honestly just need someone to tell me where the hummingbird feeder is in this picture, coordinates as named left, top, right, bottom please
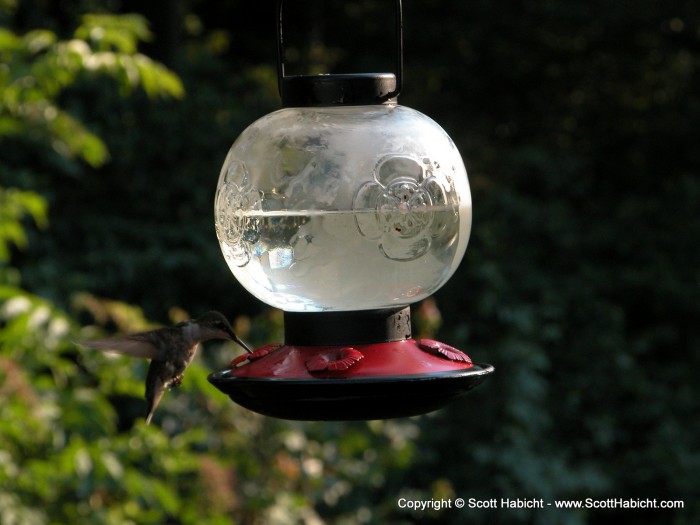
left=208, top=0, right=493, bottom=420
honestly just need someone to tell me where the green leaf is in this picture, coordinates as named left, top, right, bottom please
left=43, top=106, right=110, bottom=166
left=21, top=29, right=56, bottom=54
left=133, top=55, right=185, bottom=99
left=75, top=14, right=152, bottom=54
left=0, top=27, right=20, bottom=51
left=0, top=188, right=48, bottom=261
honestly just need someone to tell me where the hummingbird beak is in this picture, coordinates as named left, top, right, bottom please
left=227, top=327, right=253, bottom=354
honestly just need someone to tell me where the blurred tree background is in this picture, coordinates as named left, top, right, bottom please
left=1, top=0, right=698, bottom=523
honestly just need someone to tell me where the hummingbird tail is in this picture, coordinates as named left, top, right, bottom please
left=144, top=361, right=166, bottom=425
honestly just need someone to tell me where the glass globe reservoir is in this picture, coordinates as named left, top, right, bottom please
left=215, top=102, right=471, bottom=312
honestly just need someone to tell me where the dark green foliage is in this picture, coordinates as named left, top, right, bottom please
left=1, top=0, right=698, bottom=523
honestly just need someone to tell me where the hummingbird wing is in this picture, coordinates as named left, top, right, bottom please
left=76, top=333, right=168, bottom=361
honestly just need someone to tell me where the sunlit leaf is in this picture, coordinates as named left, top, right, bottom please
left=21, top=29, right=55, bottom=54
left=76, top=14, right=152, bottom=54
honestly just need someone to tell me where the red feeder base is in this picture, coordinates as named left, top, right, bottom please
left=208, top=338, right=493, bottom=420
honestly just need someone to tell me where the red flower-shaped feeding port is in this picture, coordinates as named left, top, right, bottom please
left=417, top=338, right=472, bottom=363
left=305, top=347, right=365, bottom=373
left=230, top=343, right=282, bottom=367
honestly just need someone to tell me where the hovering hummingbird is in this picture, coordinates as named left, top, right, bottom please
left=78, top=311, right=251, bottom=424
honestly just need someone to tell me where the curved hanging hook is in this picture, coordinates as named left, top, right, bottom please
left=275, top=0, right=403, bottom=100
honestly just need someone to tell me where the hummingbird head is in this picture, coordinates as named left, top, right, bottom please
left=194, top=311, right=252, bottom=353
